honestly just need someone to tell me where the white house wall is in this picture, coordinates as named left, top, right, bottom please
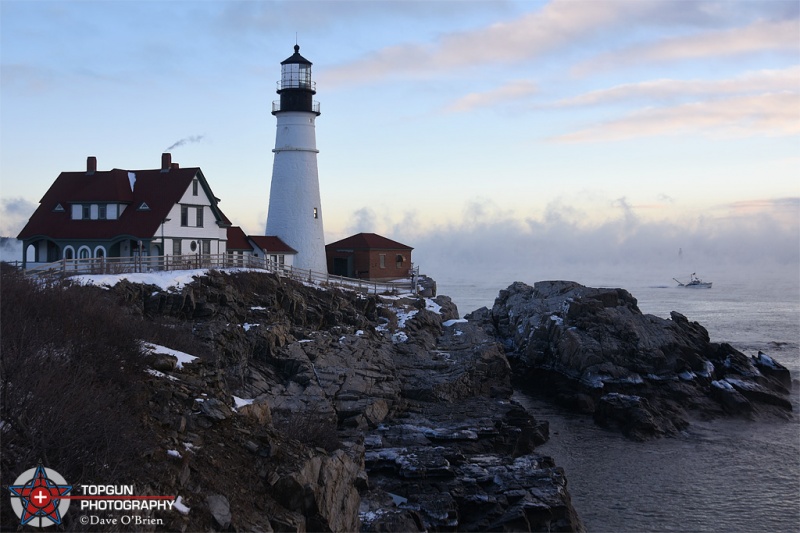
left=160, top=180, right=227, bottom=255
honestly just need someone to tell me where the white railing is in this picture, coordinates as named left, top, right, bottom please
left=21, top=254, right=416, bottom=295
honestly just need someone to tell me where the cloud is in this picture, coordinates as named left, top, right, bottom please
left=402, top=196, right=799, bottom=295
left=550, top=91, right=800, bottom=143
left=554, top=67, right=800, bottom=107
left=0, top=197, right=37, bottom=237
left=0, top=64, right=56, bottom=94
left=164, top=135, right=205, bottom=152
left=320, top=0, right=647, bottom=86
left=445, top=80, right=538, bottom=113
left=574, top=18, right=799, bottom=76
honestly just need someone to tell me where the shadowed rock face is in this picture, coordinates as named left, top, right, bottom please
left=106, top=272, right=584, bottom=532
left=481, top=281, right=793, bottom=441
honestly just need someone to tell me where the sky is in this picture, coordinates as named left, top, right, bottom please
left=1, top=0, right=798, bottom=287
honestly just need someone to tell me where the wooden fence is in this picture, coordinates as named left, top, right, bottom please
left=21, top=253, right=417, bottom=295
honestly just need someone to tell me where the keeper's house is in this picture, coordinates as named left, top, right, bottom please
left=17, top=154, right=231, bottom=268
left=326, top=232, right=413, bottom=281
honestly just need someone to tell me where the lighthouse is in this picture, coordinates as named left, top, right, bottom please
left=265, top=45, right=327, bottom=273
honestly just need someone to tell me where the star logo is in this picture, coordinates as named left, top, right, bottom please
left=7, top=464, right=72, bottom=528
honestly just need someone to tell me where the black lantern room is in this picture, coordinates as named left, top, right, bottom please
left=273, top=45, right=320, bottom=116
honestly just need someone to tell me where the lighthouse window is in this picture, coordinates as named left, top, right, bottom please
left=313, top=208, right=318, bottom=219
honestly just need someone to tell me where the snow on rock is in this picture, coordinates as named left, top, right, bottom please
left=425, top=298, right=442, bottom=314
left=146, top=368, right=179, bottom=381
left=712, top=380, right=734, bottom=391
left=756, top=352, right=778, bottom=369
left=232, top=396, right=254, bottom=410
left=173, top=496, right=190, bottom=515
left=167, top=449, right=182, bottom=458
left=443, top=319, right=467, bottom=327
left=242, top=323, right=259, bottom=331
left=73, top=269, right=209, bottom=291
left=143, top=342, right=197, bottom=369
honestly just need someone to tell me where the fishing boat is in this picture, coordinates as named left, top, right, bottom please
left=673, top=273, right=712, bottom=288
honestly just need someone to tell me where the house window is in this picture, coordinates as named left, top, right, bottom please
left=196, top=207, right=204, bottom=228
left=396, top=254, right=404, bottom=268
left=192, top=179, right=199, bottom=196
left=78, top=247, right=90, bottom=260
left=379, top=254, right=386, bottom=269
left=202, top=240, right=210, bottom=255
left=63, top=247, right=74, bottom=260
left=98, top=205, right=107, bottom=220
left=173, top=239, right=181, bottom=256
left=181, top=206, right=189, bottom=226
left=82, top=205, right=90, bottom=219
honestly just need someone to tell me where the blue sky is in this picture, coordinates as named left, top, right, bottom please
left=1, top=0, right=798, bottom=284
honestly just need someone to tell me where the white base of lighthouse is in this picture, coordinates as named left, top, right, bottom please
left=265, top=111, right=327, bottom=274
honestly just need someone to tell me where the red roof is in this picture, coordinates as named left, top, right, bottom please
left=17, top=164, right=228, bottom=240
left=326, top=232, right=413, bottom=251
left=226, top=226, right=253, bottom=251
left=249, top=236, right=297, bottom=254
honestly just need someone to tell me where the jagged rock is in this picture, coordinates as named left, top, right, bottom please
left=200, top=398, right=232, bottom=421
left=101, top=271, right=583, bottom=532
left=485, top=280, right=794, bottom=440
left=238, top=394, right=272, bottom=425
left=206, top=494, right=232, bottom=529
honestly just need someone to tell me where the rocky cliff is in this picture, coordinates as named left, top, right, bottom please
left=104, top=271, right=584, bottom=532
left=476, top=281, right=793, bottom=441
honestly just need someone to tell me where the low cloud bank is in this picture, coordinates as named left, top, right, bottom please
left=355, top=198, right=800, bottom=289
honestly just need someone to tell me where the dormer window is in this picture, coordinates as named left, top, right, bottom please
left=98, top=205, right=107, bottom=219
left=82, top=205, right=90, bottom=219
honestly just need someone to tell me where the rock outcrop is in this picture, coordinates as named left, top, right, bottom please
left=102, top=271, right=583, bottom=532
left=477, top=281, right=793, bottom=441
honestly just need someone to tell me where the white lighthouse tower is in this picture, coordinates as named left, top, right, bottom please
left=265, top=44, right=327, bottom=273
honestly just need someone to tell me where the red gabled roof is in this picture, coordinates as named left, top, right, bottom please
left=17, top=164, right=228, bottom=241
left=226, top=226, right=253, bottom=251
left=249, top=236, right=297, bottom=254
left=325, top=232, right=413, bottom=251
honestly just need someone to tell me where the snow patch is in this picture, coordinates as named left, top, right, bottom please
left=233, top=396, right=254, bottom=410
left=146, top=368, right=179, bottom=381
left=142, top=342, right=197, bottom=369
left=167, top=449, right=182, bottom=458
left=443, top=319, right=467, bottom=327
left=425, top=298, right=442, bottom=314
left=712, top=380, right=734, bottom=391
left=173, top=496, right=190, bottom=515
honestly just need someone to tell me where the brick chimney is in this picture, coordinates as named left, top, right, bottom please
left=171, top=162, right=179, bottom=169
left=161, top=153, right=171, bottom=172
left=86, top=156, right=97, bottom=174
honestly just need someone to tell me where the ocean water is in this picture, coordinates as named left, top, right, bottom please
left=436, top=265, right=800, bottom=533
